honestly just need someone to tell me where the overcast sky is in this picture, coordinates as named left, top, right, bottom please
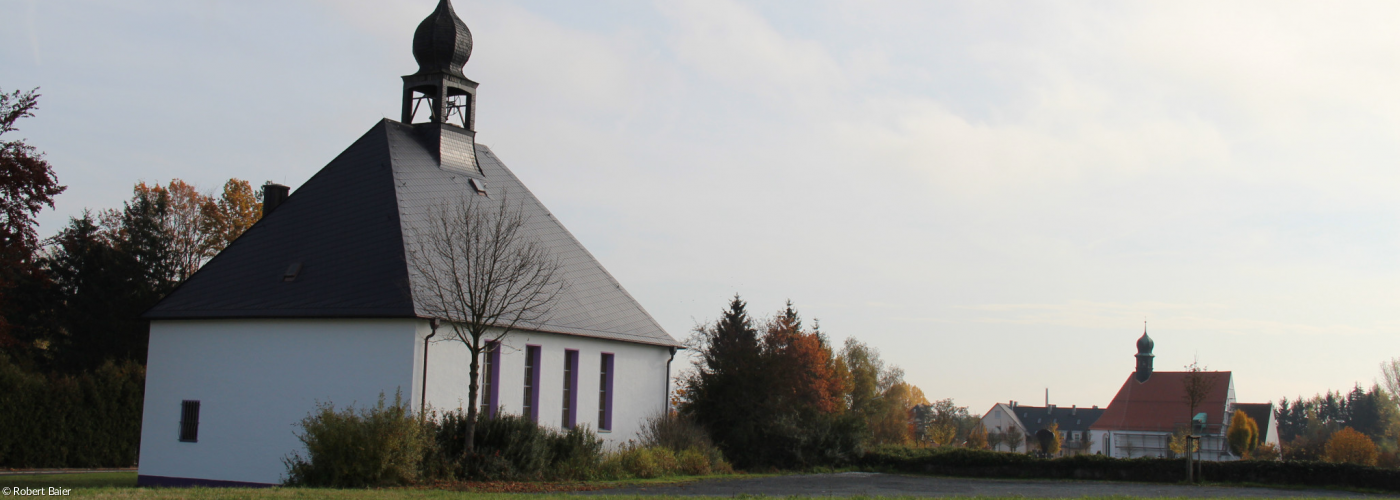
left=4, top=0, right=1400, bottom=414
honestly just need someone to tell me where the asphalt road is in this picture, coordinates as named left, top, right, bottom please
left=582, top=472, right=1388, bottom=497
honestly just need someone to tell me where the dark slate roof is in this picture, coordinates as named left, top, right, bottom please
left=1232, top=402, right=1273, bottom=430
left=1006, top=405, right=1105, bottom=433
left=146, top=120, right=679, bottom=347
left=145, top=122, right=414, bottom=318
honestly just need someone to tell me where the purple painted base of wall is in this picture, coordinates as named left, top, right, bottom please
left=136, top=475, right=275, bottom=488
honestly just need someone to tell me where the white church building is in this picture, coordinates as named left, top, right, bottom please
left=136, top=0, right=681, bottom=486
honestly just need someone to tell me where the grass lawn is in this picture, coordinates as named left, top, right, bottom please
left=2, top=472, right=1368, bottom=499
left=0, top=472, right=749, bottom=499
left=0, top=471, right=136, bottom=489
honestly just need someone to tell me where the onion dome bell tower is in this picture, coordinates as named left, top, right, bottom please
left=402, top=0, right=479, bottom=173
left=1134, top=327, right=1154, bottom=383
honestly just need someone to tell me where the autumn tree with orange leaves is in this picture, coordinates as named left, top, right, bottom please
left=762, top=304, right=847, bottom=414
left=1325, top=427, right=1378, bottom=466
left=681, top=296, right=867, bottom=468
left=109, top=179, right=263, bottom=280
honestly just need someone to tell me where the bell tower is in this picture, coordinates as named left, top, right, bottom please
left=401, top=0, right=480, bottom=173
left=1134, top=325, right=1154, bottom=383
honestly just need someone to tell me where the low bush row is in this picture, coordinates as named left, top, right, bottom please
left=0, top=354, right=144, bottom=468
left=861, top=446, right=1400, bottom=492
left=283, top=395, right=731, bottom=488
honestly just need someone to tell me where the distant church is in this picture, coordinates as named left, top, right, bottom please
left=1088, top=331, right=1277, bottom=460
left=136, top=0, right=680, bottom=486
left=980, top=330, right=1279, bottom=459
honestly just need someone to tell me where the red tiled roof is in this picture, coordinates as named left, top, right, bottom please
left=1089, top=371, right=1233, bottom=433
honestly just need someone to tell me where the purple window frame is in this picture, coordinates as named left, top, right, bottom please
left=481, top=341, right=501, bottom=418
left=599, top=352, right=614, bottom=431
left=563, top=349, right=579, bottom=429
left=525, top=345, right=541, bottom=422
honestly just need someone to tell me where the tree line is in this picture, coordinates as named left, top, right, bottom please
left=678, top=295, right=971, bottom=469
left=1276, top=381, right=1400, bottom=465
left=0, top=87, right=264, bottom=375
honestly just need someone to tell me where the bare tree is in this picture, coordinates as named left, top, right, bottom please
left=1181, top=357, right=1216, bottom=482
left=1182, top=357, right=1218, bottom=428
left=1380, top=358, right=1400, bottom=412
left=987, top=429, right=1005, bottom=451
left=1005, top=429, right=1024, bottom=452
left=408, top=193, right=566, bottom=455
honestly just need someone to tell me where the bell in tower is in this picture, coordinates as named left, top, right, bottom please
left=402, top=0, right=479, bottom=173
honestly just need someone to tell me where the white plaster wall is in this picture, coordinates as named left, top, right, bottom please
left=420, top=326, right=674, bottom=445
left=139, top=319, right=419, bottom=485
left=978, top=404, right=1026, bottom=452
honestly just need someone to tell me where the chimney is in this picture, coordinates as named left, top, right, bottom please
left=262, top=183, right=290, bottom=218
left=1071, top=405, right=1077, bottom=415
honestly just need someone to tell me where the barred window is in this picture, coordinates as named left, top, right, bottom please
left=562, top=350, right=578, bottom=429
left=599, top=353, right=614, bottom=431
left=523, top=345, right=541, bottom=421
left=481, top=341, right=500, bottom=417
left=179, top=400, right=200, bottom=442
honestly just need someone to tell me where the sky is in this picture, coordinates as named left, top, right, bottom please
left=4, top=0, right=1400, bottom=414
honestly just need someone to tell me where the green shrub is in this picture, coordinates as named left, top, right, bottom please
left=638, top=412, right=732, bottom=474
left=283, top=392, right=430, bottom=488
left=598, top=445, right=730, bottom=479
left=615, top=447, right=664, bottom=478
left=677, top=448, right=711, bottom=475
left=427, top=409, right=604, bottom=481
left=312, top=405, right=728, bottom=483
left=550, top=424, right=605, bottom=479
left=0, top=354, right=143, bottom=468
left=640, top=412, right=713, bottom=452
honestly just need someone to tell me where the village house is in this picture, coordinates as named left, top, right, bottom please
left=135, top=0, right=681, bottom=486
left=979, top=401, right=1105, bottom=455
left=1231, top=402, right=1281, bottom=449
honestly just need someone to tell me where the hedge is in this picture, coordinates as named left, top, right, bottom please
left=0, top=354, right=144, bottom=468
left=861, top=446, right=1400, bottom=492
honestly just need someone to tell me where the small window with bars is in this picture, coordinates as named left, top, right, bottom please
left=562, top=350, right=578, bottom=429
left=599, top=353, right=614, bottom=431
left=481, top=341, right=500, bottom=418
left=523, top=345, right=541, bottom=421
left=179, top=400, right=201, bottom=442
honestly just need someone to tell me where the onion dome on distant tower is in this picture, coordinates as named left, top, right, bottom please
left=412, top=0, right=473, bottom=78
left=1134, top=324, right=1154, bottom=383
left=1136, top=331, right=1154, bottom=354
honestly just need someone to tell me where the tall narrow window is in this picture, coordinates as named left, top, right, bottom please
left=481, top=341, right=501, bottom=418
left=523, top=345, right=541, bottom=421
left=562, top=350, right=579, bottom=428
left=599, top=353, right=614, bottom=431
left=179, top=400, right=200, bottom=442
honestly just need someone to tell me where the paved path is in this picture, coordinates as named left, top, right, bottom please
left=583, top=472, right=1390, bottom=497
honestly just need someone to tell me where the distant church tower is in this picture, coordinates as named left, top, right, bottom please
left=1134, top=326, right=1154, bottom=383
left=401, top=0, right=480, bottom=173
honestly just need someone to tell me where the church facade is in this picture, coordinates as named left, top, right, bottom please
left=136, top=0, right=680, bottom=486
